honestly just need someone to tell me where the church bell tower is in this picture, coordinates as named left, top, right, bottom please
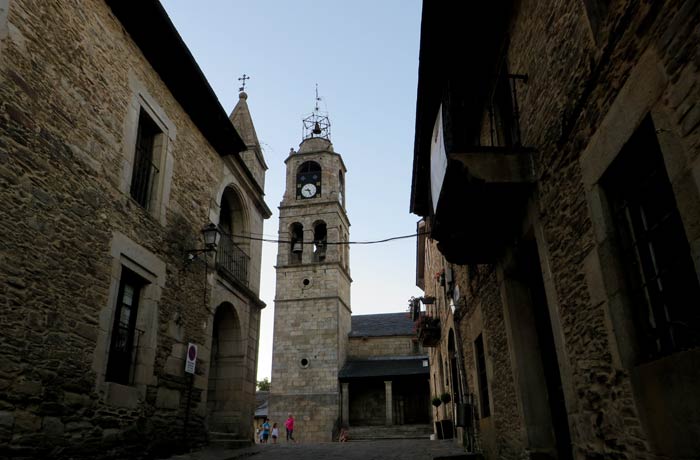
left=269, top=100, right=351, bottom=442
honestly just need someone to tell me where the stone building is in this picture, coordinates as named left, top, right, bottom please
left=339, top=313, right=430, bottom=433
left=0, top=1, right=270, bottom=458
left=269, top=114, right=431, bottom=441
left=410, top=1, right=700, bottom=460
left=268, top=111, right=352, bottom=442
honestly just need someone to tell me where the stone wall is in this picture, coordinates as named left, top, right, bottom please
left=416, top=1, right=700, bottom=460
left=347, top=336, right=420, bottom=358
left=0, top=0, right=266, bottom=457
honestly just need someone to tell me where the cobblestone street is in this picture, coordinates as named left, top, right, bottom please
left=168, top=440, right=469, bottom=460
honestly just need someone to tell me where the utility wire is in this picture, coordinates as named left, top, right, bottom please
left=228, top=231, right=430, bottom=246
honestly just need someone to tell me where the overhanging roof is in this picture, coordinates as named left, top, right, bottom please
left=410, top=1, right=513, bottom=217
left=106, top=0, right=246, bottom=158
left=339, top=357, right=429, bottom=380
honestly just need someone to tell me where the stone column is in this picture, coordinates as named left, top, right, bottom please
left=384, top=380, right=393, bottom=425
left=341, top=382, right=349, bottom=426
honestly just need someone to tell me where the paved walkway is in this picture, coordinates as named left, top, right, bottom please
left=168, top=439, right=469, bottom=460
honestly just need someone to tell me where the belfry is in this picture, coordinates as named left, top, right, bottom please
left=268, top=100, right=352, bottom=441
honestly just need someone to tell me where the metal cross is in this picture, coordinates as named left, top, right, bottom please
left=238, top=74, right=250, bottom=92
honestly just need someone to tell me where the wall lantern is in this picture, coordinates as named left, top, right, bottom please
left=186, top=223, right=221, bottom=262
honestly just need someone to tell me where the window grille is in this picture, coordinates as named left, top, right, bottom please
left=130, top=110, right=161, bottom=208
left=106, top=268, right=147, bottom=385
left=603, top=116, right=700, bottom=362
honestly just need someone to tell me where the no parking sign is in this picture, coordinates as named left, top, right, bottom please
left=185, top=343, right=197, bottom=374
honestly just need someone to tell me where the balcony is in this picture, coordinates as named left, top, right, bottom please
left=416, top=315, right=441, bottom=347
left=216, top=231, right=249, bottom=287
left=431, top=146, right=535, bottom=264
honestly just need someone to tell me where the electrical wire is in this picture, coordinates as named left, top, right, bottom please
left=228, top=231, right=430, bottom=246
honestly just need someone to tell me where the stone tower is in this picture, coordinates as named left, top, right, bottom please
left=269, top=111, right=351, bottom=441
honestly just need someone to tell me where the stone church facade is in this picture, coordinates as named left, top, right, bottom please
left=411, top=1, right=700, bottom=460
left=0, top=1, right=270, bottom=457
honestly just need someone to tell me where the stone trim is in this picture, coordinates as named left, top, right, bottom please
left=579, top=48, right=670, bottom=369
left=119, top=73, right=176, bottom=226
left=93, top=231, right=166, bottom=408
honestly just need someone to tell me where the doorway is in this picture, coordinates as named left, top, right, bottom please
left=207, top=303, right=245, bottom=433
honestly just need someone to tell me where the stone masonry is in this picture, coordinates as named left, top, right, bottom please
left=0, top=1, right=269, bottom=458
left=269, top=137, right=351, bottom=442
left=412, top=1, right=700, bottom=460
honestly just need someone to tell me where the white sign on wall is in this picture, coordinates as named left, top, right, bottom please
left=185, top=343, right=197, bottom=374
left=430, top=105, right=447, bottom=214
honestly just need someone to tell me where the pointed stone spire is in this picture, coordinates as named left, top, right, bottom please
left=229, top=91, right=268, bottom=190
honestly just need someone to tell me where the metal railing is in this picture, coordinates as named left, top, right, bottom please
left=216, top=231, right=249, bottom=286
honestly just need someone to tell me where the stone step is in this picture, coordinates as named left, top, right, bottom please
left=346, top=424, right=433, bottom=441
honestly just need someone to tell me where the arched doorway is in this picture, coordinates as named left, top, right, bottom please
left=207, top=303, right=245, bottom=433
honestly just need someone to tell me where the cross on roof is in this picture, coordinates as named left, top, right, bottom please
left=238, top=74, right=250, bottom=92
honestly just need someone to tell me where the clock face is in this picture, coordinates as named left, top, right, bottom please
left=301, top=183, right=317, bottom=198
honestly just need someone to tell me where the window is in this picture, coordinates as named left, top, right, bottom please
left=106, top=267, right=148, bottom=385
left=603, top=116, right=700, bottom=363
left=297, top=161, right=322, bottom=199
left=487, top=69, right=524, bottom=148
left=474, top=334, right=490, bottom=417
left=130, top=109, right=162, bottom=209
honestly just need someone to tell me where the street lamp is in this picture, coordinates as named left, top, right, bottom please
left=186, top=223, right=221, bottom=260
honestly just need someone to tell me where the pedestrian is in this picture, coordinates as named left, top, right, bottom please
left=258, top=424, right=264, bottom=443
left=339, top=426, right=349, bottom=442
left=271, top=422, right=279, bottom=444
left=262, top=418, right=271, bottom=443
left=285, top=413, right=295, bottom=442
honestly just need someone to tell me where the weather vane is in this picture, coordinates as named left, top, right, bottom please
left=238, top=74, right=250, bottom=92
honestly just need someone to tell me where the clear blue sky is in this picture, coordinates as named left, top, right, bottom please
left=162, top=0, right=424, bottom=380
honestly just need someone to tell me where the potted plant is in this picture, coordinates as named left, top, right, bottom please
left=415, top=314, right=441, bottom=347
left=439, top=392, right=454, bottom=439
left=431, top=396, right=443, bottom=439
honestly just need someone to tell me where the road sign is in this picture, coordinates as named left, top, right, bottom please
left=185, top=343, right=197, bottom=374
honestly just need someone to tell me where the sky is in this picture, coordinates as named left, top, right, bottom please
left=161, top=1, right=424, bottom=381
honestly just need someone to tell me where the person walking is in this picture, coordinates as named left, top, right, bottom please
left=262, top=418, right=271, bottom=444
left=271, top=422, right=279, bottom=444
left=285, top=413, right=295, bottom=443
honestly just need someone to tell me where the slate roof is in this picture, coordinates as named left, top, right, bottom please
left=349, top=312, right=414, bottom=337
left=254, top=391, right=268, bottom=418
left=339, top=356, right=429, bottom=380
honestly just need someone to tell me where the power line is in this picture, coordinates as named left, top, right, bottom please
left=229, top=231, right=430, bottom=246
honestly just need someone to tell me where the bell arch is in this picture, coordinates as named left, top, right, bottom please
left=313, top=220, right=327, bottom=262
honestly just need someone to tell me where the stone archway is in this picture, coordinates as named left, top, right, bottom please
left=207, top=302, right=245, bottom=434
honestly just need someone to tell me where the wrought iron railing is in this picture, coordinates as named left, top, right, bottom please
left=216, top=231, right=249, bottom=286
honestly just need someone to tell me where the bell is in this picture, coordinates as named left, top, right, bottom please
left=312, top=121, right=322, bottom=135
left=292, top=242, right=303, bottom=254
